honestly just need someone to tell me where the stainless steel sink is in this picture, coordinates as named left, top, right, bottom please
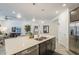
left=34, top=37, right=47, bottom=41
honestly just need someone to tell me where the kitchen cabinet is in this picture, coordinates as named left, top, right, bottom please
left=39, top=38, right=55, bottom=55
left=15, top=38, right=55, bottom=55
left=70, top=7, right=79, bottom=22
left=5, top=35, right=55, bottom=55
left=46, top=39, right=53, bottom=55
left=39, top=41, right=47, bottom=55
left=15, top=45, right=39, bottom=55
left=52, top=37, right=56, bottom=51
left=10, top=36, right=56, bottom=55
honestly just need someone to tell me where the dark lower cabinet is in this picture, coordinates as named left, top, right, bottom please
left=14, top=45, right=39, bottom=55
left=39, top=41, right=47, bottom=55
left=14, top=38, right=55, bottom=55
left=39, top=38, right=55, bottom=55
left=46, top=39, right=53, bottom=55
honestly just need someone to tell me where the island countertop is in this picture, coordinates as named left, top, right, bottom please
left=5, top=34, right=55, bottom=55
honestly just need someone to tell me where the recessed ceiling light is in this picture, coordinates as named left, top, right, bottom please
left=41, top=20, right=44, bottom=24
left=12, top=11, right=16, bottom=14
left=56, top=11, right=59, bottom=14
left=62, top=4, right=66, bottom=7
left=32, top=17, right=36, bottom=22
left=16, top=13, right=22, bottom=19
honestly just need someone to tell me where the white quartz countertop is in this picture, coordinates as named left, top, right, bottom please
left=5, top=34, right=55, bottom=55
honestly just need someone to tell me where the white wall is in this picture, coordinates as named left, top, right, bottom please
left=0, top=19, right=51, bottom=35
left=51, top=9, right=70, bottom=50
left=58, top=9, right=70, bottom=49
left=50, top=19, right=58, bottom=39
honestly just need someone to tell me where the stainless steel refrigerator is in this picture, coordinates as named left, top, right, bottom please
left=69, top=22, right=79, bottom=54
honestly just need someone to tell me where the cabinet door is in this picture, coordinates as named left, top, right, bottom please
left=39, top=39, right=55, bottom=55
left=39, top=41, right=47, bottom=55
left=15, top=45, right=39, bottom=55
left=46, top=39, right=53, bottom=54
left=70, top=7, right=79, bottom=22
left=46, top=40, right=52, bottom=51
left=70, top=11, right=77, bottom=22
left=52, top=38, right=56, bottom=51
left=76, top=8, right=79, bottom=21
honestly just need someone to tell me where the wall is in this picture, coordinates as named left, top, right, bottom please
left=0, top=19, right=51, bottom=35
left=51, top=9, right=70, bottom=50
left=58, top=9, right=70, bottom=49
left=50, top=19, right=58, bottom=39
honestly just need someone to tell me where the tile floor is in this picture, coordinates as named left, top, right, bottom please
left=54, top=42, right=75, bottom=55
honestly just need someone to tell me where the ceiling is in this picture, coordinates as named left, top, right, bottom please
left=0, top=3, right=79, bottom=20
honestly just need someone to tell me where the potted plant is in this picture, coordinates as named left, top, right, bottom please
left=25, top=25, right=33, bottom=38
left=25, top=25, right=31, bottom=34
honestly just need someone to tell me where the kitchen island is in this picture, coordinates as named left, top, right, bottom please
left=5, top=34, right=56, bottom=55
